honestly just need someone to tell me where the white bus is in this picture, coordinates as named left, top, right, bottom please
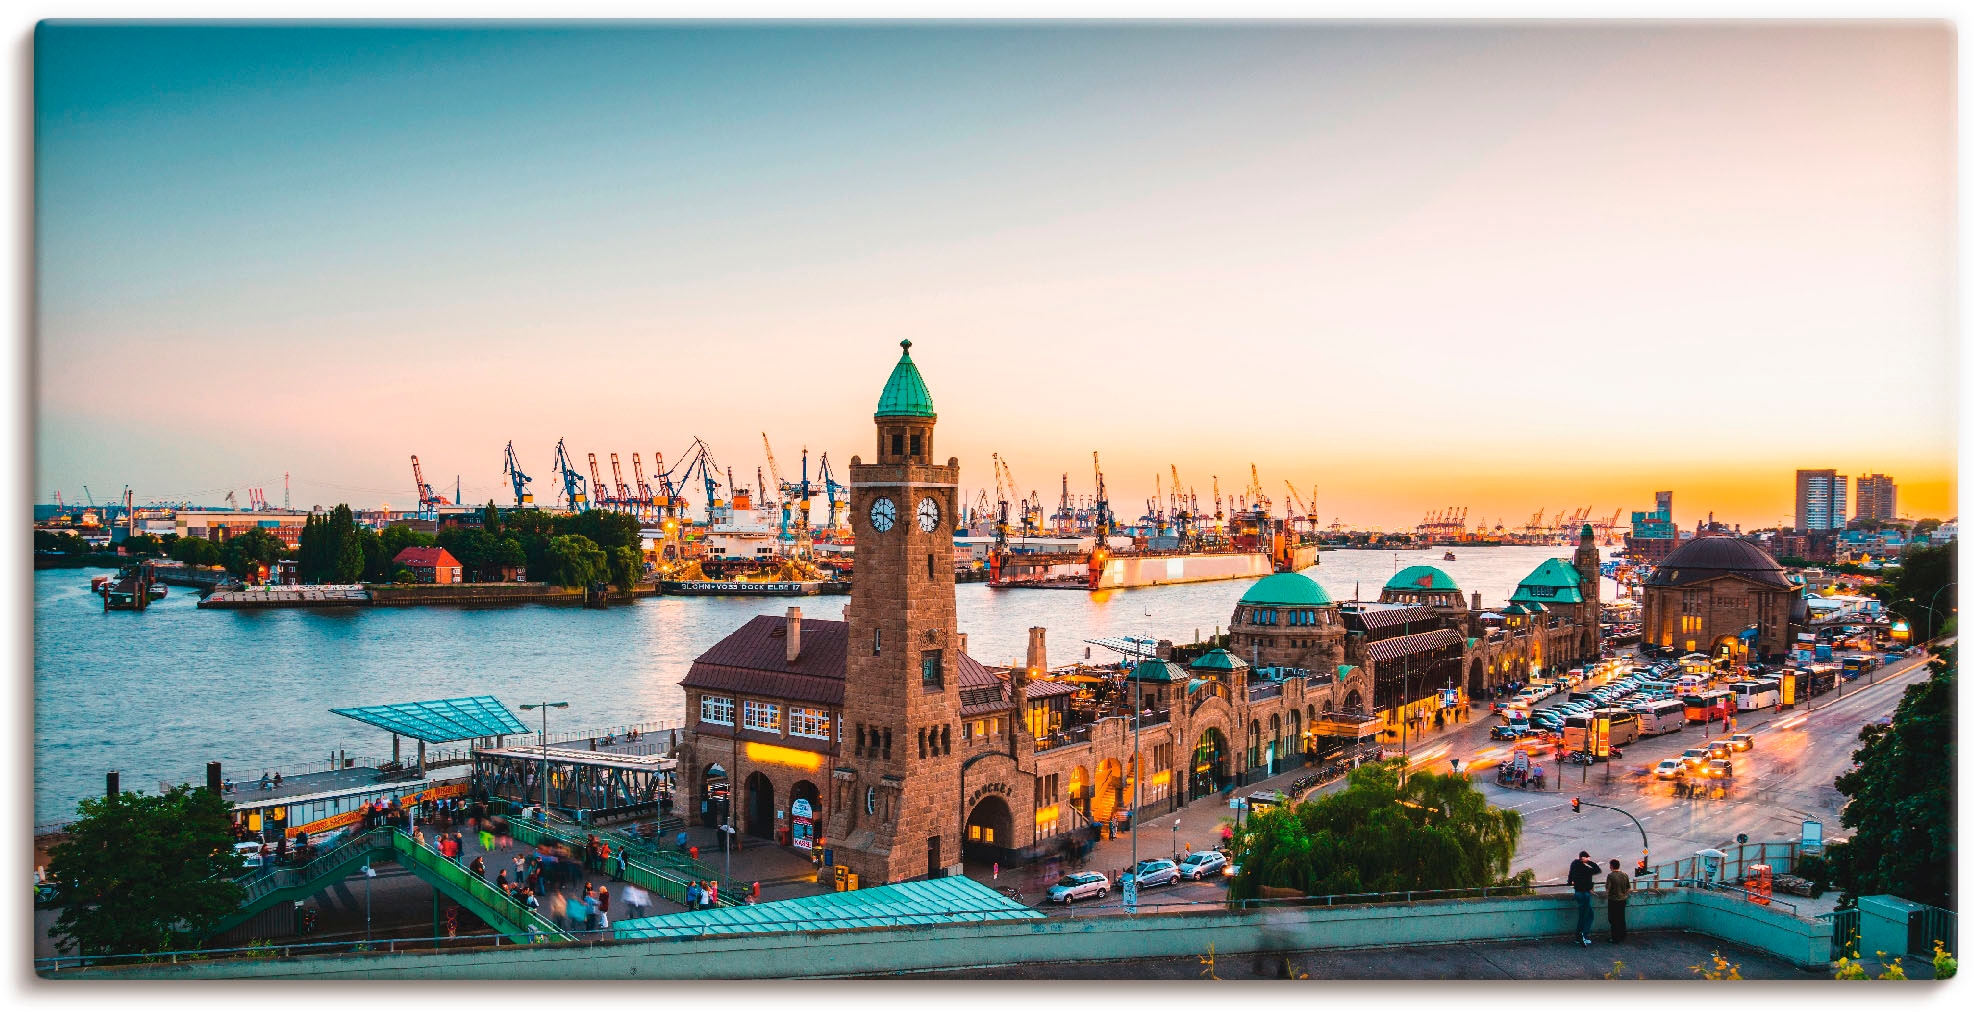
left=1730, top=679, right=1780, bottom=711
left=1634, top=698, right=1687, bottom=736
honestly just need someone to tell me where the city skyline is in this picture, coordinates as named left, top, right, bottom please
left=34, top=23, right=1957, bottom=529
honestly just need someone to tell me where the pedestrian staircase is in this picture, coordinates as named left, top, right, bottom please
left=205, top=829, right=571, bottom=944
left=502, top=810, right=746, bottom=909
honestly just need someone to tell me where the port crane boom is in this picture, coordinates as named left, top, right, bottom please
left=553, top=439, right=588, bottom=511
left=631, top=453, right=652, bottom=518
left=610, top=453, right=633, bottom=510
left=587, top=454, right=611, bottom=512
left=503, top=441, right=534, bottom=507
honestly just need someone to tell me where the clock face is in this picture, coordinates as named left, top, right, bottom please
left=917, top=497, right=941, bottom=533
left=869, top=497, right=897, bottom=532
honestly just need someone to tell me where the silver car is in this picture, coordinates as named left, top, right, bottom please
left=1178, top=851, right=1228, bottom=880
left=1047, top=871, right=1110, bottom=904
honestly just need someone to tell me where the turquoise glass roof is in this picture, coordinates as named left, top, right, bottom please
left=331, top=695, right=532, bottom=743
left=1385, top=565, right=1459, bottom=592
left=1189, top=648, right=1248, bottom=671
left=1238, top=572, right=1333, bottom=607
left=875, top=340, right=936, bottom=418
left=614, top=875, right=1039, bottom=940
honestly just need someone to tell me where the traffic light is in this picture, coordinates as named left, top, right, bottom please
left=1571, top=797, right=1581, bottom=813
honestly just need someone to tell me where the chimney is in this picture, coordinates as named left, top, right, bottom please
left=207, top=762, right=222, bottom=795
left=1026, top=627, right=1047, bottom=677
left=958, top=632, right=968, bottom=656
left=1471, top=591, right=1482, bottom=612
left=106, top=770, right=119, bottom=800
left=786, top=607, right=802, bottom=664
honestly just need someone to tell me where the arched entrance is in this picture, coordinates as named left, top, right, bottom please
left=1343, top=689, right=1364, bottom=714
left=1267, top=714, right=1282, bottom=776
left=788, top=780, right=821, bottom=850
left=1068, top=765, right=1090, bottom=819
left=700, top=763, right=729, bottom=829
left=1246, top=720, right=1262, bottom=777
left=1469, top=657, right=1486, bottom=696
left=963, top=795, right=1016, bottom=865
left=1093, top=759, right=1123, bottom=826
left=743, top=772, right=774, bottom=839
left=1192, top=727, right=1229, bottom=800
left=1288, top=711, right=1303, bottom=760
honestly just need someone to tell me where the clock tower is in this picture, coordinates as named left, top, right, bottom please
left=829, top=340, right=965, bottom=883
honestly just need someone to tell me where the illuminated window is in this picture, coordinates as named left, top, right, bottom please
left=743, top=700, right=781, bottom=733
left=791, top=707, right=831, bottom=740
left=865, top=787, right=877, bottom=814
left=700, top=695, right=734, bottom=726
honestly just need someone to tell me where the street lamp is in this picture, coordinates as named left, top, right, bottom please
left=1172, top=818, right=1181, bottom=861
left=518, top=702, right=570, bottom=823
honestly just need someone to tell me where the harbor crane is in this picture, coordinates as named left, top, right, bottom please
left=610, top=453, right=633, bottom=510
left=503, top=442, right=534, bottom=507
left=410, top=455, right=448, bottom=516
left=1091, top=451, right=1114, bottom=541
left=587, top=454, right=612, bottom=512
left=1285, top=481, right=1319, bottom=530
left=631, top=453, right=653, bottom=519
left=553, top=439, right=589, bottom=511
left=817, top=452, right=847, bottom=535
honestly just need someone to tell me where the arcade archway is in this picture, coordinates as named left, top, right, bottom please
left=1192, top=727, right=1230, bottom=800
left=788, top=780, right=821, bottom=850
left=743, top=772, right=774, bottom=839
left=963, top=795, right=1016, bottom=865
left=700, top=763, right=729, bottom=829
left=1469, top=657, right=1486, bottom=696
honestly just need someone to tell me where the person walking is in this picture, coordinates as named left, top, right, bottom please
left=1568, top=851, right=1601, bottom=947
left=1605, top=859, right=1633, bottom=943
left=612, top=847, right=626, bottom=882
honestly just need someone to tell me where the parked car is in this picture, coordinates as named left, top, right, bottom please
left=1654, top=759, right=1685, bottom=779
left=1047, top=871, right=1110, bottom=904
left=1178, top=851, right=1228, bottom=880
left=1491, top=723, right=1530, bottom=741
left=1133, top=859, right=1183, bottom=888
left=1727, top=733, right=1755, bottom=753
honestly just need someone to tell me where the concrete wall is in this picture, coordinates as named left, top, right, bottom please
left=368, top=583, right=584, bottom=607
left=54, top=888, right=1835, bottom=980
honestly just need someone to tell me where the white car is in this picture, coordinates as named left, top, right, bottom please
left=1133, top=859, right=1183, bottom=888
left=1047, top=871, right=1110, bottom=904
left=1654, top=759, right=1685, bottom=780
left=234, top=841, right=267, bottom=869
left=1179, top=851, right=1228, bottom=880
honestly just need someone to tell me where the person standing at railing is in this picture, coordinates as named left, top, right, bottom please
left=1604, top=859, right=1632, bottom=943
left=1568, top=851, right=1601, bottom=947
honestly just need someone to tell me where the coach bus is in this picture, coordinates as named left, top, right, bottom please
left=1682, top=688, right=1735, bottom=724
left=1634, top=698, right=1687, bottom=736
left=1730, top=679, right=1780, bottom=711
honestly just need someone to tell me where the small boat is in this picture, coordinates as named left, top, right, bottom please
left=1443, top=551, right=1457, bottom=561
left=90, top=575, right=110, bottom=591
left=148, top=585, right=167, bottom=601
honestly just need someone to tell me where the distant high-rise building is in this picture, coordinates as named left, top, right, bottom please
left=1795, top=469, right=1848, bottom=531
left=1854, top=473, right=1898, bottom=523
left=1626, top=490, right=1679, bottom=562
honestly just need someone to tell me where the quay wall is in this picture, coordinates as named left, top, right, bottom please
left=52, top=888, right=1832, bottom=980
left=366, top=584, right=586, bottom=607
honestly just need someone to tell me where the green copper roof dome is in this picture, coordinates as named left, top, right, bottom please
left=875, top=339, right=936, bottom=418
left=1238, top=572, right=1334, bottom=607
left=1189, top=648, right=1249, bottom=671
left=1385, top=565, right=1459, bottom=592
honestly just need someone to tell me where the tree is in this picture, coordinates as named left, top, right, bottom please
left=220, top=529, right=288, bottom=579
left=1830, top=645, right=1954, bottom=908
left=1872, top=541, right=1956, bottom=640
left=607, top=545, right=644, bottom=589
left=121, top=533, right=166, bottom=556
left=45, top=784, right=246, bottom=957
left=34, top=530, right=93, bottom=554
left=482, top=500, right=503, bottom=536
left=168, top=534, right=223, bottom=567
left=539, top=534, right=607, bottom=588
left=1228, top=761, right=1524, bottom=901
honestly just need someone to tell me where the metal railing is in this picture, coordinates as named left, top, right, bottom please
left=1247, top=682, right=1284, bottom=702
left=1909, top=904, right=1956, bottom=957
left=1819, top=908, right=1861, bottom=961
left=1233, top=882, right=1576, bottom=910
left=385, top=829, right=569, bottom=942
left=1034, top=724, right=1093, bottom=753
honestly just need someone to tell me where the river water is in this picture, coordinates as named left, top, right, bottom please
left=33, top=545, right=1615, bottom=825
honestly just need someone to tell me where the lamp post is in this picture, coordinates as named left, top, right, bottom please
left=1172, top=818, right=1181, bottom=861
left=518, top=702, right=570, bottom=823
left=1919, top=582, right=1955, bottom=655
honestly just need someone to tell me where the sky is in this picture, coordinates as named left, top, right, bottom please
left=34, top=22, right=1957, bottom=530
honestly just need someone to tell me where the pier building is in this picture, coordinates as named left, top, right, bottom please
left=1640, top=535, right=1804, bottom=661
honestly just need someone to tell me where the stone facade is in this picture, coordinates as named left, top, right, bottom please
left=1641, top=536, right=1802, bottom=661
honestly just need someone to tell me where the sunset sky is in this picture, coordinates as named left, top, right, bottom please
left=34, top=22, right=1956, bottom=530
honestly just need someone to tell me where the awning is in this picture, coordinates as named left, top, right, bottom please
left=614, top=875, right=1039, bottom=940
left=1309, top=711, right=1383, bottom=737
left=331, top=695, right=532, bottom=743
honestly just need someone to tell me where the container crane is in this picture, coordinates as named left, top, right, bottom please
left=553, top=439, right=589, bottom=511
left=631, top=453, right=653, bottom=520
left=410, top=455, right=447, bottom=516
left=502, top=441, right=534, bottom=507
left=817, top=452, right=847, bottom=535
left=587, top=454, right=612, bottom=512
left=1091, top=451, right=1113, bottom=541
left=610, top=453, right=633, bottom=511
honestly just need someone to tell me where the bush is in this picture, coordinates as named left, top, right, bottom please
left=1793, top=855, right=1830, bottom=896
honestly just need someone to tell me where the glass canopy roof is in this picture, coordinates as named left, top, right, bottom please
left=330, top=695, right=532, bottom=743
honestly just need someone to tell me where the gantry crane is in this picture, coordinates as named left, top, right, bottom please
left=410, top=455, right=447, bottom=516
left=1091, top=451, right=1113, bottom=541
left=610, top=454, right=633, bottom=513
left=587, top=454, right=612, bottom=512
left=630, top=453, right=652, bottom=518
left=817, top=452, right=847, bottom=535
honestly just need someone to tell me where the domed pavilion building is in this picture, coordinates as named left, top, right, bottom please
left=1641, top=535, right=1803, bottom=662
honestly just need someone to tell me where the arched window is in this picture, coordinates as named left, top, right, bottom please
left=866, top=787, right=877, bottom=814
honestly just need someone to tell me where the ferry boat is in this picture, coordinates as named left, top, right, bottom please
left=1443, top=551, right=1458, bottom=561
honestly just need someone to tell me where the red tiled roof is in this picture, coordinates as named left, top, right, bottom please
left=393, top=546, right=461, bottom=568
left=680, top=616, right=849, bottom=705
left=1362, top=627, right=1465, bottom=663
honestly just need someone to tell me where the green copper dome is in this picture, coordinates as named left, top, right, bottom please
left=875, top=339, right=936, bottom=418
left=1385, top=565, right=1459, bottom=593
left=1238, top=572, right=1334, bottom=607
